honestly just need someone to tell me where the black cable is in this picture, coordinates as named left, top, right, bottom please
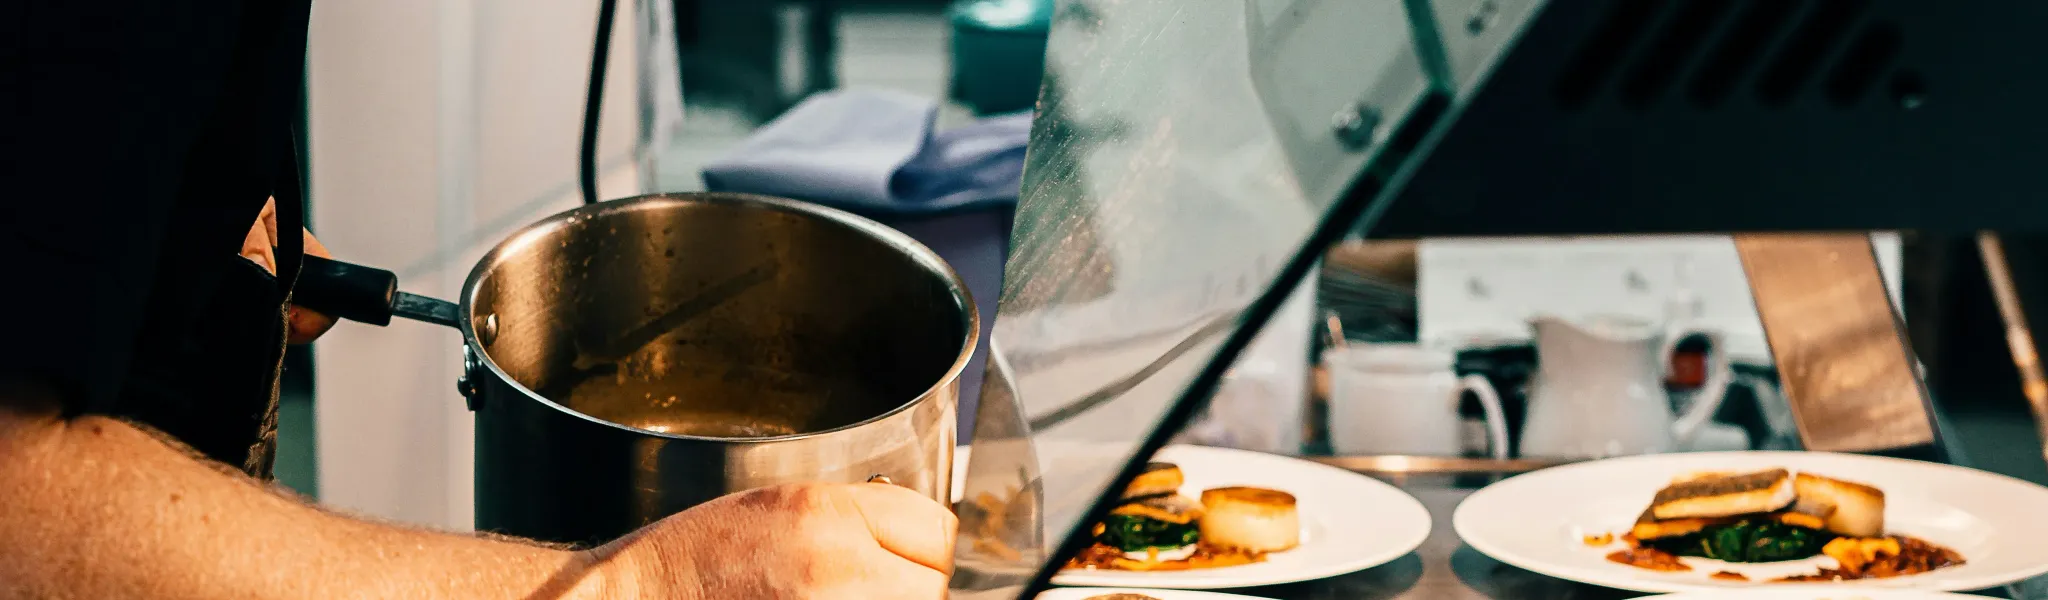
left=579, top=0, right=621, bottom=206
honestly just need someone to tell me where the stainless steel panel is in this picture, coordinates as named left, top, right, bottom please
left=1733, top=233, right=1936, bottom=453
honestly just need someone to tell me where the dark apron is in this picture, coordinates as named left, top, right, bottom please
left=117, top=139, right=307, bottom=479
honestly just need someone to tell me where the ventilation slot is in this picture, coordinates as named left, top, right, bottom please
left=1618, top=0, right=1735, bottom=108
left=1688, top=0, right=1801, bottom=108
left=1755, top=0, right=1870, bottom=106
left=1553, top=0, right=1663, bottom=110
left=1824, top=22, right=1902, bottom=107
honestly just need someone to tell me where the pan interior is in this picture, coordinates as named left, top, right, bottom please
left=467, top=197, right=970, bottom=438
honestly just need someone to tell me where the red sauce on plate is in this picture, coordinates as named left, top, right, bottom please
left=1606, top=548, right=1691, bottom=572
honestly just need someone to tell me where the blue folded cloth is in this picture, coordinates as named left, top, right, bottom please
left=701, top=89, right=1030, bottom=217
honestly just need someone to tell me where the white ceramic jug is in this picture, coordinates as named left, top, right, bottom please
left=1326, top=343, right=1510, bottom=458
left=1519, top=314, right=1733, bottom=459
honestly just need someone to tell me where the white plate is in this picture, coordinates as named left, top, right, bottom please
left=1641, top=590, right=1994, bottom=599
left=1034, top=587, right=1278, bottom=600
left=954, top=444, right=1430, bottom=589
left=1453, top=451, right=2048, bottom=593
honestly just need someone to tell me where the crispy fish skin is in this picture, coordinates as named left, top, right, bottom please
left=1631, top=499, right=1837, bottom=540
left=1630, top=469, right=1854, bottom=542
left=1649, top=468, right=1795, bottom=520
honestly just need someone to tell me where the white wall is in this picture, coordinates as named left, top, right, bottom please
left=307, top=0, right=643, bottom=529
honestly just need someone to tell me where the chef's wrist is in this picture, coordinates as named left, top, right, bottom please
left=579, top=542, right=697, bottom=600
left=562, top=547, right=646, bottom=600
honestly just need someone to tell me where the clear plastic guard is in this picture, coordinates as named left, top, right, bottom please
left=945, top=1, right=1542, bottom=598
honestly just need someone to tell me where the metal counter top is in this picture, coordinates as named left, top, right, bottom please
left=1228, top=471, right=1641, bottom=600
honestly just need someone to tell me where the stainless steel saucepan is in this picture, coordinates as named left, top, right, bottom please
left=296, top=192, right=975, bottom=544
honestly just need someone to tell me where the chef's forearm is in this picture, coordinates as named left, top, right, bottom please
left=0, top=383, right=633, bottom=599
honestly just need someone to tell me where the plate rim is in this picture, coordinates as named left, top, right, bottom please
left=1034, top=586, right=1280, bottom=600
left=1452, top=450, right=2048, bottom=594
left=955, top=443, right=1432, bottom=590
left=1636, top=590, right=1996, bottom=599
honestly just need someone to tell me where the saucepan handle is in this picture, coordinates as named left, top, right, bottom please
left=296, top=255, right=463, bottom=330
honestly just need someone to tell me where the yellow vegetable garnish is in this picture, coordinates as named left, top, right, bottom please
left=1822, top=537, right=1901, bottom=572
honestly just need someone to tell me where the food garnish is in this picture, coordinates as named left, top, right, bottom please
left=1123, top=462, right=1185, bottom=499
left=1643, top=519, right=1833, bottom=563
left=1780, top=535, right=1965, bottom=581
left=1065, top=462, right=1300, bottom=572
left=1100, top=494, right=1203, bottom=559
left=1605, top=547, right=1691, bottom=571
left=1602, top=468, right=1964, bottom=582
left=1199, top=486, right=1301, bottom=553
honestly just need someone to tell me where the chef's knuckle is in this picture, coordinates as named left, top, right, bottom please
left=781, top=483, right=835, bottom=512
left=731, top=484, right=803, bottom=512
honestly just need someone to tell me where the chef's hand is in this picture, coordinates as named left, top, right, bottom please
left=239, top=197, right=337, bottom=344
left=598, top=482, right=956, bottom=599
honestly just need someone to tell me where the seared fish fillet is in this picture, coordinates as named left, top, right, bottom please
left=1122, top=462, right=1185, bottom=499
left=1110, top=493, right=1204, bottom=524
left=1649, top=468, right=1796, bottom=520
left=1631, top=496, right=1837, bottom=540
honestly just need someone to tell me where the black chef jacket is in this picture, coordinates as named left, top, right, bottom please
left=4, top=1, right=316, bottom=477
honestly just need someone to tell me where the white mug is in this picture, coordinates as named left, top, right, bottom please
left=1325, top=343, right=1510, bottom=458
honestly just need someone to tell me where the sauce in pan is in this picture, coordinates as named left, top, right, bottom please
left=542, top=363, right=880, bottom=438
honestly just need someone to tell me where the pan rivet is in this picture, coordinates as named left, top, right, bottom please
left=1331, top=103, right=1381, bottom=151
left=475, top=313, right=499, bottom=346
left=457, top=345, right=485, bottom=411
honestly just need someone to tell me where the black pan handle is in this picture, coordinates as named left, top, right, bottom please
left=295, top=255, right=462, bottom=330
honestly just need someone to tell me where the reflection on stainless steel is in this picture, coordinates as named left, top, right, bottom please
left=1733, top=233, right=1937, bottom=454
left=1975, top=232, right=2048, bottom=462
left=565, top=260, right=780, bottom=369
left=461, top=193, right=972, bottom=544
left=1248, top=473, right=1646, bottom=599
